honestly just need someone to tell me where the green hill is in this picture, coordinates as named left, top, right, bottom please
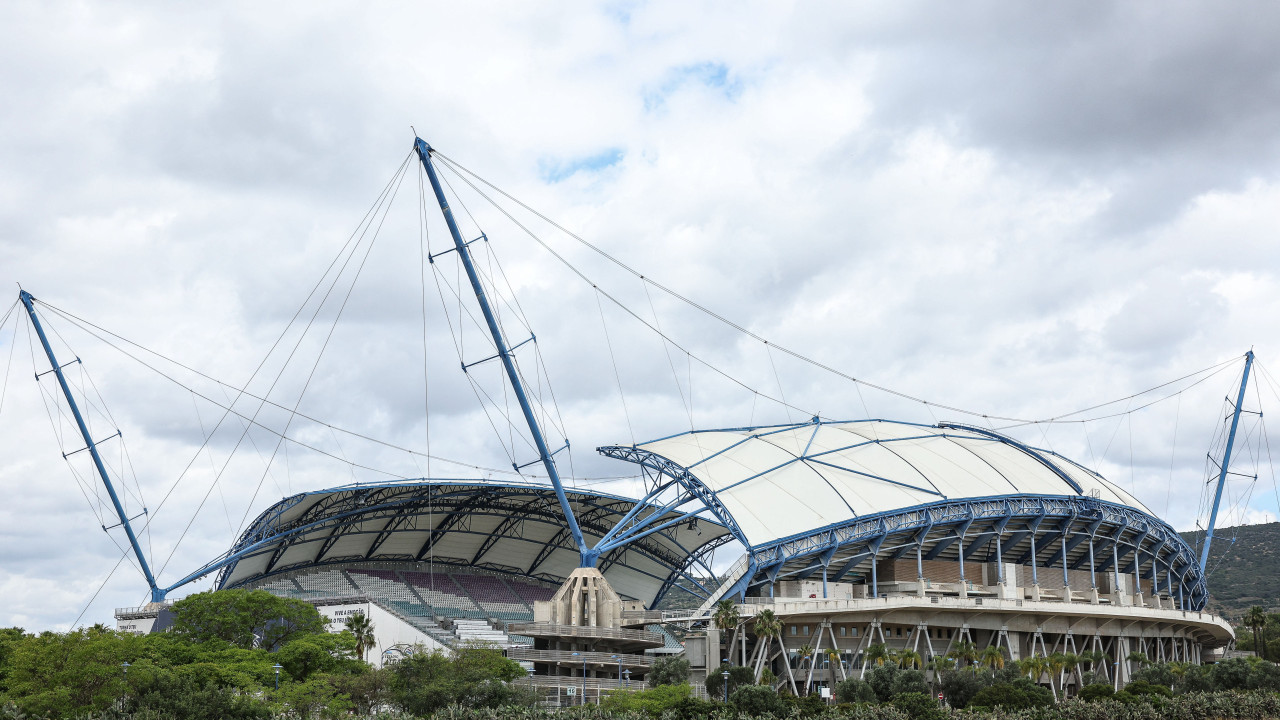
left=1182, top=521, right=1280, bottom=620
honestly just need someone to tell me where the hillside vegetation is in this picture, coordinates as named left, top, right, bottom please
left=1182, top=521, right=1280, bottom=619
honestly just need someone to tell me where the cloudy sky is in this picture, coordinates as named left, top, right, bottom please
left=3, top=1, right=1280, bottom=631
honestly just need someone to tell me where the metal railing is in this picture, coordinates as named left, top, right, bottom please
left=507, top=623, right=664, bottom=645
left=508, top=648, right=653, bottom=668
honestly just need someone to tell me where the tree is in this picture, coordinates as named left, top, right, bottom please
left=897, top=648, right=922, bottom=670
left=968, top=679, right=1053, bottom=710
left=276, top=631, right=361, bottom=682
left=704, top=664, right=754, bottom=700
left=834, top=677, right=876, bottom=703
left=648, top=656, right=690, bottom=687
left=948, top=640, right=979, bottom=670
left=749, top=610, right=782, bottom=682
left=1245, top=606, right=1268, bottom=660
left=1021, top=655, right=1051, bottom=700
left=864, top=642, right=889, bottom=668
left=889, top=668, right=929, bottom=697
left=388, top=645, right=523, bottom=715
left=712, top=599, right=740, bottom=662
left=730, top=684, right=785, bottom=716
left=892, top=691, right=944, bottom=720
left=168, top=589, right=325, bottom=651
left=980, top=645, right=1006, bottom=674
left=344, top=612, right=375, bottom=662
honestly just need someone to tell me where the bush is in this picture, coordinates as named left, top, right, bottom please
left=388, top=645, right=524, bottom=715
left=865, top=664, right=899, bottom=702
left=967, top=679, right=1053, bottom=710
left=834, top=677, right=877, bottom=704
left=889, top=668, right=928, bottom=697
left=647, top=656, right=689, bottom=687
left=891, top=691, right=943, bottom=720
left=1125, top=680, right=1173, bottom=700
left=730, top=684, right=786, bottom=716
left=939, top=668, right=987, bottom=709
left=1078, top=682, right=1115, bottom=702
left=601, top=683, right=691, bottom=715
left=128, top=671, right=270, bottom=720
left=703, top=664, right=754, bottom=699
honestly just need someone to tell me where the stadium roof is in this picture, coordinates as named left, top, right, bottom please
left=602, top=419, right=1148, bottom=548
left=600, top=419, right=1209, bottom=610
left=216, top=480, right=733, bottom=607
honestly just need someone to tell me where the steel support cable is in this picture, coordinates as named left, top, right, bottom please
left=435, top=154, right=811, bottom=421
left=0, top=301, right=20, bottom=419
left=432, top=150, right=1247, bottom=427
left=158, top=164, right=410, bottom=578
left=595, top=287, right=636, bottom=445
left=222, top=150, right=416, bottom=551
left=35, top=154, right=418, bottom=547
left=1252, top=361, right=1280, bottom=517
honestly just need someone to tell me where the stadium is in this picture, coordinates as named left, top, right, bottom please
left=115, top=418, right=1234, bottom=702
left=64, top=141, right=1234, bottom=703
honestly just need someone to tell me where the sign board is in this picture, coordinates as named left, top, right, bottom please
left=820, top=687, right=831, bottom=699
left=566, top=687, right=577, bottom=696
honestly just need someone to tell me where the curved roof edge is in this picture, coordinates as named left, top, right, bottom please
left=217, top=479, right=733, bottom=608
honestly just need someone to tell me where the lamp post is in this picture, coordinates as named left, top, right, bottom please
left=722, top=669, right=730, bottom=703
left=273, top=663, right=283, bottom=690
left=121, top=661, right=130, bottom=679
left=623, top=668, right=631, bottom=690
left=612, top=654, right=621, bottom=689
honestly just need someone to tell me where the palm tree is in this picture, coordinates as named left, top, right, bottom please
left=713, top=599, right=740, bottom=664
left=797, top=644, right=815, bottom=693
left=1022, top=655, right=1053, bottom=700
left=865, top=642, right=890, bottom=667
left=344, top=612, right=375, bottom=662
left=750, top=609, right=782, bottom=682
left=1047, top=653, right=1069, bottom=701
left=925, top=656, right=956, bottom=696
left=1245, top=606, right=1268, bottom=660
left=948, top=640, right=979, bottom=671
left=898, top=649, right=922, bottom=670
left=824, top=648, right=844, bottom=682
left=979, top=646, right=1005, bottom=674
left=1061, top=652, right=1081, bottom=695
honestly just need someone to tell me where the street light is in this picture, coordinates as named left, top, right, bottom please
left=721, top=669, right=730, bottom=703
left=612, top=654, right=621, bottom=690
left=623, top=668, right=631, bottom=690
left=273, top=663, right=283, bottom=690
left=121, top=662, right=130, bottom=679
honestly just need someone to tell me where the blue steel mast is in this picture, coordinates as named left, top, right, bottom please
left=414, top=139, right=593, bottom=566
left=1199, top=350, right=1254, bottom=573
left=20, top=290, right=164, bottom=601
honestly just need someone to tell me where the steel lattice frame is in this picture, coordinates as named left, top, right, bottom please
left=191, top=480, right=731, bottom=605
left=598, top=446, right=1210, bottom=611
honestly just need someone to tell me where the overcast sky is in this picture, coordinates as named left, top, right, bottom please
left=3, top=1, right=1280, bottom=631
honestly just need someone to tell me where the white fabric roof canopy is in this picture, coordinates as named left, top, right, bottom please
left=629, top=420, right=1150, bottom=548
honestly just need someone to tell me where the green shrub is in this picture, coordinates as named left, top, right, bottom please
left=1077, top=682, right=1115, bottom=702
left=600, top=683, right=691, bottom=715
left=730, top=684, right=786, bottom=716
left=834, top=677, right=877, bottom=704
left=890, top=691, right=943, bottom=720
left=1125, top=680, right=1173, bottom=700
left=939, top=668, right=987, bottom=708
left=647, top=656, right=689, bottom=687
left=888, top=668, right=928, bottom=697
left=703, top=664, right=754, bottom=700
left=967, top=678, right=1052, bottom=710
left=865, top=664, right=899, bottom=702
